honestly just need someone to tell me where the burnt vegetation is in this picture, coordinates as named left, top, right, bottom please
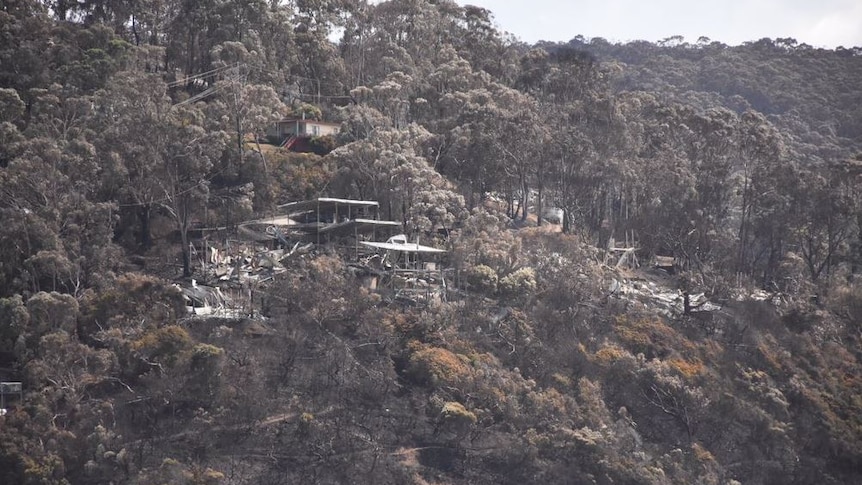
left=1, top=1, right=862, bottom=484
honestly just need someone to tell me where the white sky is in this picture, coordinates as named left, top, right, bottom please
left=455, top=0, right=862, bottom=48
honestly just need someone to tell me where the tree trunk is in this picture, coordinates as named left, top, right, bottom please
left=537, top=180, right=544, bottom=226
left=138, top=205, right=152, bottom=249
left=853, top=212, right=862, bottom=280
left=131, top=15, right=140, bottom=46
left=181, top=224, right=192, bottom=278
left=737, top=174, right=752, bottom=273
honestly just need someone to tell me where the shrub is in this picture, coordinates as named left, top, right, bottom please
left=551, top=373, right=572, bottom=389
left=186, top=344, right=225, bottom=406
left=464, top=264, right=498, bottom=294
left=498, top=267, right=537, bottom=302
left=407, top=345, right=471, bottom=388
left=440, top=401, right=477, bottom=425
left=454, top=208, right=521, bottom=274
left=190, top=344, right=223, bottom=369
left=827, top=284, right=862, bottom=333
left=592, top=345, right=639, bottom=389
left=131, top=325, right=193, bottom=367
left=593, top=345, right=632, bottom=367
left=668, top=358, right=705, bottom=380
left=79, top=273, right=185, bottom=338
left=614, top=316, right=695, bottom=359
left=438, top=401, right=477, bottom=442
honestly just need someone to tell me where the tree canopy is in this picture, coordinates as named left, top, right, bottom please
left=1, top=2, right=861, bottom=484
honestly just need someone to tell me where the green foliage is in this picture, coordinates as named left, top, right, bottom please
left=185, top=344, right=225, bottom=407
left=438, top=401, right=477, bottom=441
left=329, top=124, right=466, bottom=234
left=131, top=325, right=193, bottom=367
left=25, top=292, right=78, bottom=336
left=257, top=151, right=335, bottom=210
left=0, top=88, right=25, bottom=123
left=454, top=209, right=521, bottom=275
left=191, top=343, right=224, bottom=362
left=23, top=251, right=75, bottom=293
left=0, top=294, right=29, bottom=362
left=308, top=135, right=336, bottom=155
left=463, top=264, right=498, bottom=294
left=131, top=458, right=223, bottom=485
left=23, top=453, right=69, bottom=485
left=441, top=401, right=475, bottom=424
left=80, top=273, right=186, bottom=337
left=498, top=267, right=537, bottom=302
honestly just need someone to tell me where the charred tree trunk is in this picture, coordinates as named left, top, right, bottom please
left=180, top=220, right=192, bottom=278
left=537, top=180, right=544, bottom=226
left=138, top=205, right=152, bottom=249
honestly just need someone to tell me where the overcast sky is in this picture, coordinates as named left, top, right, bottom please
left=455, top=0, right=862, bottom=48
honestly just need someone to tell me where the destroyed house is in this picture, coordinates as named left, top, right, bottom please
left=180, top=282, right=228, bottom=315
left=208, top=197, right=447, bottom=307
left=273, top=197, right=402, bottom=244
left=355, top=234, right=448, bottom=303
left=278, top=197, right=381, bottom=224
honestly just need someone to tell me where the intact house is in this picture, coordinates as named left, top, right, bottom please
left=267, top=118, right=341, bottom=153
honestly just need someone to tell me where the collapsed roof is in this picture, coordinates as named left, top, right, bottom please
left=277, top=197, right=380, bottom=215
left=360, top=234, right=445, bottom=254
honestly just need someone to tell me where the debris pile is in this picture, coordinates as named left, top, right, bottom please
left=350, top=234, right=449, bottom=304
left=735, top=288, right=786, bottom=306
left=179, top=197, right=449, bottom=315
left=609, top=277, right=721, bottom=316
left=194, top=241, right=314, bottom=284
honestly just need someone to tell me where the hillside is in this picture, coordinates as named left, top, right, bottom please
left=1, top=1, right=861, bottom=484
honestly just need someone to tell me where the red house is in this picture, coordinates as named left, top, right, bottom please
left=268, top=118, right=340, bottom=152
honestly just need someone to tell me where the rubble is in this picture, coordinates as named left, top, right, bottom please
left=353, top=234, right=448, bottom=304
left=609, top=277, right=721, bottom=316
left=177, top=280, right=250, bottom=318
left=183, top=196, right=449, bottom=315
left=734, top=288, right=786, bottom=306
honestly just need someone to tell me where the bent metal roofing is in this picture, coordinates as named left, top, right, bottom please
left=277, top=197, right=380, bottom=213
left=359, top=241, right=445, bottom=253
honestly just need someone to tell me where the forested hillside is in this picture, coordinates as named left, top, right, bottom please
left=1, top=1, right=861, bottom=484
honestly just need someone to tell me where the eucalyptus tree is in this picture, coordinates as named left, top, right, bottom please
left=0, top=85, right=121, bottom=296
left=453, top=5, right=520, bottom=83
left=634, top=104, right=739, bottom=267
left=735, top=110, right=794, bottom=281
left=95, top=71, right=228, bottom=276
left=792, top=162, right=857, bottom=282
left=0, top=88, right=26, bottom=167
left=329, top=123, right=464, bottom=235
left=515, top=45, right=624, bottom=234
left=340, top=0, right=485, bottom=90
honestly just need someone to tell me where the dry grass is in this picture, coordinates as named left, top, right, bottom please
left=669, top=358, right=705, bottom=379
